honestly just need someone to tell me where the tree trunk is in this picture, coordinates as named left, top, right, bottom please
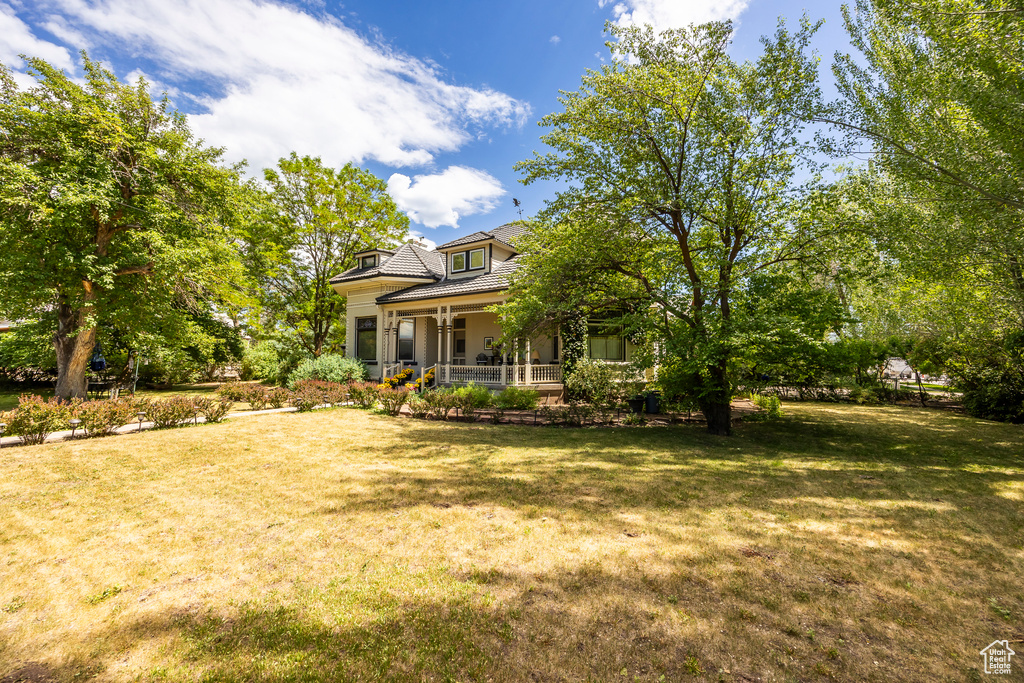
left=700, top=399, right=732, bottom=436
left=698, top=362, right=732, bottom=436
left=53, top=301, right=96, bottom=400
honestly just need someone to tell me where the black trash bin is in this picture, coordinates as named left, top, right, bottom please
left=627, top=396, right=645, bottom=414
left=645, top=391, right=661, bottom=414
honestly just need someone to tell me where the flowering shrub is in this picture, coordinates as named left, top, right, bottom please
left=416, top=368, right=436, bottom=390
left=381, top=367, right=414, bottom=388
left=74, top=397, right=140, bottom=436
left=287, top=354, right=367, bottom=388
left=378, top=386, right=411, bottom=416
left=3, top=394, right=71, bottom=445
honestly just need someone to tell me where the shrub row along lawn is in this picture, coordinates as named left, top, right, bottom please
left=0, top=403, right=1021, bottom=681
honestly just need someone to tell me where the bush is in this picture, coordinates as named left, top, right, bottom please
left=495, top=386, right=540, bottom=411
left=268, top=387, right=291, bottom=409
left=451, top=382, right=493, bottom=418
left=3, top=394, right=70, bottom=445
left=288, top=354, right=367, bottom=388
left=289, top=384, right=323, bottom=412
left=407, top=393, right=430, bottom=419
left=378, top=386, right=411, bottom=416
left=145, top=395, right=200, bottom=429
left=217, top=381, right=248, bottom=402
left=564, top=359, right=616, bottom=406
left=348, top=382, right=380, bottom=409
left=74, top=397, right=139, bottom=436
left=200, top=396, right=233, bottom=423
left=749, top=393, right=783, bottom=421
left=240, top=342, right=280, bottom=382
left=423, top=388, right=455, bottom=420
left=292, top=380, right=348, bottom=406
left=243, top=384, right=270, bottom=411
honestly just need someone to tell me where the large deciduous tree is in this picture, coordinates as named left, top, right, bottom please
left=253, top=154, right=408, bottom=358
left=507, top=19, right=826, bottom=435
left=0, top=56, right=244, bottom=399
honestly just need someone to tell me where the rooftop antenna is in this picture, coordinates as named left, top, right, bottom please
left=513, top=197, right=522, bottom=218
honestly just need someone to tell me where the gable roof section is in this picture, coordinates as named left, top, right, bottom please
left=330, top=242, right=445, bottom=284
left=376, top=257, right=520, bottom=304
left=437, top=223, right=529, bottom=251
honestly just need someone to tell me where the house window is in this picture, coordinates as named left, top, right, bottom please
left=450, top=248, right=486, bottom=273
left=361, top=255, right=376, bottom=269
left=356, top=317, right=377, bottom=361
left=587, top=323, right=623, bottom=361
left=454, top=318, right=466, bottom=329
left=398, top=318, right=415, bottom=361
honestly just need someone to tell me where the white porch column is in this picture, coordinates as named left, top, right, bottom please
left=447, top=318, right=454, bottom=364
left=524, top=338, right=532, bottom=385
left=512, top=340, right=518, bottom=386
left=436, top=315, right=443, bottom=367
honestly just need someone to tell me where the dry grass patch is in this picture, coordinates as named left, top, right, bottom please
left=0, top=403, right=1022, bottom=681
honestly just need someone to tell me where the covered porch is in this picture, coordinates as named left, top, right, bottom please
left=379, top=300, right=562, bottom=388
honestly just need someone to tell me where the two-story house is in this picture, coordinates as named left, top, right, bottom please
left=329, top=223, right=634, bottom=389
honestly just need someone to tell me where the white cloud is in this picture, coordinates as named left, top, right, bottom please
left=602, top=0, right=750, bottom=33
left=44, top=0, right=530, bottom=171
left=0, top=3, right=73, bottom=72
left=549, top=35, right=561, bottom=44
left=388, top=166, right=505, bottom=229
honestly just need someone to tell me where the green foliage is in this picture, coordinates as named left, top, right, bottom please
left=347, top=382, right=380, bottom=409
left=422, top=388, right=455, bottom=420
left=749, top=393, right=784, bottom=421
left=267, top=387, right=292, bottom=409
left=73, top=397, right=140, bottom=436
left=242, top=385, right=271, bottom=411
left=240, top=343, right=281, bottom=383
left=200, top=396, right=234, bottom=423
left=378, top=386, right=412, bottom=416
left=947, top=332, right=1024, bottom=424
left=248, top=154, right=409, bottom=357
left=287, top=354, right=367, bottom=388
left=0, top=55, right=247, bottom=399
left=407, top=393, right=430, bottom=419
left=505, top=19, right=826, bottom=435
left=0, top=322, right=57, bottom=384
left=563, top=359, right=616, bottom=407
left=216, top=382, right=248, bottom=403
left=146, top=396, right=202, bottom=429
left=2, top=394, right=70, bottom=445
left=451, top=383, right=493, bottom=417
left=495, top=386, right=540, bottom=411
left=559, top=314, right=588, bottom=400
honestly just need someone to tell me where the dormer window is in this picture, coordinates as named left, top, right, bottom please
left=451, top=247, right=485, bottom=273
left=361, top=255, right=377, bottom=269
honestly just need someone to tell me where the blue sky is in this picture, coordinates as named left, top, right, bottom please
left=0, top=0, right=852, bottom=248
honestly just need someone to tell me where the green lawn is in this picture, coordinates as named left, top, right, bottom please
left=0, top=403, right=1021, bottom=681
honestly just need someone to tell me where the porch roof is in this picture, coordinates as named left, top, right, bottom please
left=376, top=257, right=520, bottom=304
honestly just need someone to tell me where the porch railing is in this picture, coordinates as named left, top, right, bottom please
left=434, top=363, right=563, bottom=386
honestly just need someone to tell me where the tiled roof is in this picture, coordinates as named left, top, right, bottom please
left=436, top=223, right=529, bottom=250
left=329, top=242, right=444, bottom=284
left=376, top=257, right=520, bottom=304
